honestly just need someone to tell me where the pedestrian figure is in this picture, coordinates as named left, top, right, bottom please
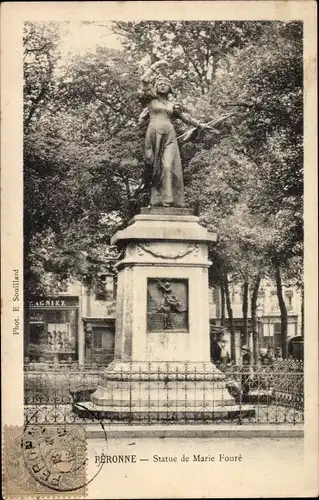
left=275, top=347, right=283, bottom=360
left=211, top=334, right=223, bottom=364
left=220, top=338, right=230, bottom=363
left=259, top=347, right=268, bottom=364
left=241, top=344, right=251, bottom=365
left=240, top=345, right=252, bottom=396
left=48, top=331, right=54, bottom=350
left=267, top=345, right=275, bottom=362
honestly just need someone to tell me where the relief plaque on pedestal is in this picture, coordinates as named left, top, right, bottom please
left=147, top=278, right=189, bottom=332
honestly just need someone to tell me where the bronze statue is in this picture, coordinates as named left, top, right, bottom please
left=139, top=60, right=211, bottom=208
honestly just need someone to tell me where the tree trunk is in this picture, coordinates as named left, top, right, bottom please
left=251, top=272, right=262, bottom=364
left=223, top=273, right=236, bottom=361
left=242, top=281, right=249, bottom=346
left=220, top=282, right=225, bottom=326
left=274, top=256, right=288, bottom=359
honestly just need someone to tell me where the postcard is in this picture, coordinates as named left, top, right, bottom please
left=1, top=1, right=318, bottom=498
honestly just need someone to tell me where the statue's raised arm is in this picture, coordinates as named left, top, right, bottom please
left=139, top=60, right=208, bottom=208
left=140, top=60, right=169, bottom=100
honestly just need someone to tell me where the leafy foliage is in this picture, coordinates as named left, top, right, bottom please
left=24, top=20, right=303, bottom=357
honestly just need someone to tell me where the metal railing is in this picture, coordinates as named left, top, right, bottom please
left=24, top=359, right=303, bottom=426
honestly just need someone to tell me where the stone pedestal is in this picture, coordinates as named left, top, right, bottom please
left=112, top=209, right=216, bottom=363
left=80, top=209, right=242, bottom=419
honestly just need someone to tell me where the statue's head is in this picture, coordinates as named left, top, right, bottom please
left=154, top=76, right=174, bottom=96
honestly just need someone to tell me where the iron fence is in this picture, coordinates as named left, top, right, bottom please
left=24, top=359, right=303, bottom=426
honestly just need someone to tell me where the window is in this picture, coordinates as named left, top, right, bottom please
left=273, top=323, right=281, bottom=348
left=285, top=291, right=293, bottom=309
left=29, top=323, right=45, bottom=345
left=270, top=290, right=279, bottom=312
left=29, top=312, right=45, bottom=323
left=93, top=330, right=103, bottom=349
left=92, top=328, right=115, bottom=351
left=47, top=310, right=77, bottom=353
left=274, top=323, right=281, bottom=335
left=28, top=309, right=77, bottom=354
left=95, top=275, right=114, bottom=301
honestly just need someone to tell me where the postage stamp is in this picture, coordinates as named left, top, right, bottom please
left=3, top=425, right=88, bottom=498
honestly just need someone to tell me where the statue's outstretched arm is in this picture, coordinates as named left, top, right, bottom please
left=177, top=109, right=201, bottom=128
left=174, top=104, right=209, bottom=129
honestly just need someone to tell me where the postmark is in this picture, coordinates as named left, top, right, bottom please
left=21, top=424, right=88, bottom=493
left=3, top=405, right=108, bottom=498
left=3, top=425, right=86, bottom=498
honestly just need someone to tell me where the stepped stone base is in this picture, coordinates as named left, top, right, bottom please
left=88, top=362, right=237, bottom=415
left=140, top=207, right=195, bottom=216
left=74, top=401, right=255, bottom=421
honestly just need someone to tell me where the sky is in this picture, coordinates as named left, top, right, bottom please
left=58, top=22, right=123, bottom=57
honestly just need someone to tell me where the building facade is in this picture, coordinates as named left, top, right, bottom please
left=25, top=276, right=116, bottom=365
left=25, top=277, right=302, bottom=364
left=208, top=281, right=302, bottom=359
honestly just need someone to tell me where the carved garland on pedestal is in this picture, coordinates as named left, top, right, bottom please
left=137, top=242, right=199, bottom=259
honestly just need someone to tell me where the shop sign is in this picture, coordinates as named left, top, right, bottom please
left=29, top=297, right=79, bottom=308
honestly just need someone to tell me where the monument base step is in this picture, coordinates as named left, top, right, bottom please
left=140, top=207, right=195, bottom=216
left=73, top=401, right=256, bottom=421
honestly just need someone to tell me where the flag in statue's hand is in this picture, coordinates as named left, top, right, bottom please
left=177, top=111, right=240, bottom=144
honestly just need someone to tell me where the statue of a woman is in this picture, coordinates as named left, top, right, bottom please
left=139, top=60, right=209, bottom=207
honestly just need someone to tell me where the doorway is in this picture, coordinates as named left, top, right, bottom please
left=91, top=326, right=115, bottom=365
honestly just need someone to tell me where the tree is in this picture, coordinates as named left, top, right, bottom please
left=113, top=21, right=269, bottom=95
left=24, top=22, right=60, bottom=131
left=205, top=21, right=303, bottom=358
left=24, top=36, right=146, bottom=298
left=23, top=19, right=303, bottom=358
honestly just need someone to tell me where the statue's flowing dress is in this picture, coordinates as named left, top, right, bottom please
left=141, top=86, right=185, bottom=207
